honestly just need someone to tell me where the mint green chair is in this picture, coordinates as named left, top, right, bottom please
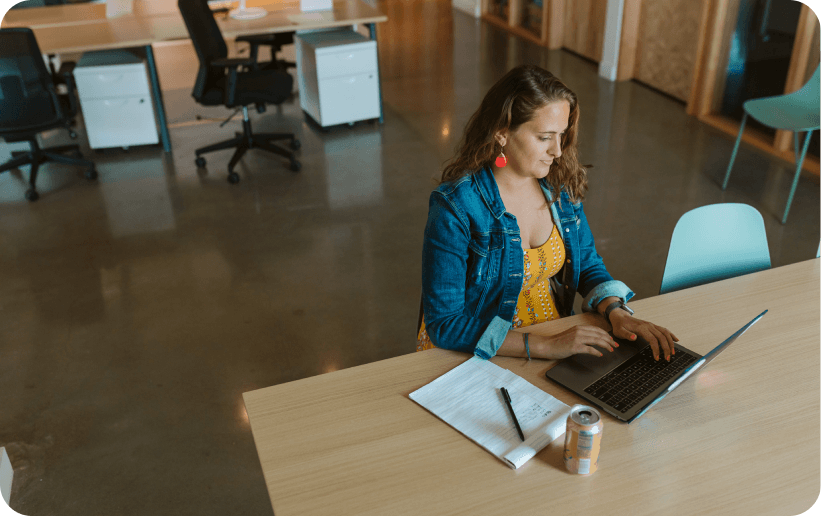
left=722, top=64, right=820, bottom=224
left=659, top=204, right=771, bottom=295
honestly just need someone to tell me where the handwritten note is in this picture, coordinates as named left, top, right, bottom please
left=410, top=357, right=571, bottom=469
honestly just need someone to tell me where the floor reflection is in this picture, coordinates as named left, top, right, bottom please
left=323, top=128, right=384, bottom=209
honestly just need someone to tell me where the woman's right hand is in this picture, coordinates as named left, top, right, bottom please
left=538, top=325, right=618, bottom=359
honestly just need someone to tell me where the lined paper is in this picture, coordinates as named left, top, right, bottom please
left=410, top=357, right=571, bottom=469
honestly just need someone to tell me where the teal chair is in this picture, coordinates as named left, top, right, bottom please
left=659, top=204, right=771, bottom=295
left=722, top=65, right=820, bottom=224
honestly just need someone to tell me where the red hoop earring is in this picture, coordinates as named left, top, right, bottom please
left=495, top=150, right=507, bottom=168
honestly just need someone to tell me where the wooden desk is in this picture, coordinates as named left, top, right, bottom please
left=2, top=3, right=113, bottom=28
left=1, top=0, right=388, bottom=151
left=244, top=259, right=820, bottom=516
left=1, top=0, right=183, bottom=27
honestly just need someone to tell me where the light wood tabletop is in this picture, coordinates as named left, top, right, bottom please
left=0, top=0, right=388, bottom=35
left=8, top=0, right=388, bottom=54
left=2, top=0, right=388, bottom=54
left=244, top=259, right=820, bottom=516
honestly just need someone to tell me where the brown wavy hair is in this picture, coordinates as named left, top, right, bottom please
left=441, top=65, right=588, bottom=203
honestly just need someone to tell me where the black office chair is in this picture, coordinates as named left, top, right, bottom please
left=178, top=0, right=301, bottom=184
left=240, top=32, right=296, bottom=73
left=0, top=28, right=97, bottom=201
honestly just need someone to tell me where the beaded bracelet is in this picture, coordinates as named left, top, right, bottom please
left=524, top=333, right=531, bottom=361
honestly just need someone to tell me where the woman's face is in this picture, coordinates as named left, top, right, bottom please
left=495, top=100, right=570, bottom=180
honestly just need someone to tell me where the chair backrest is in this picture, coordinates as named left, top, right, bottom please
left=177, top=0, right=228, bottom=101
left=0, top=28, right=64, bottom=133
left=659, top=203, right=771, bottom=295
left=792, top=64, right=820, bottom=110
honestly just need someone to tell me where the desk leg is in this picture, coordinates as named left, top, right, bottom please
left=367, top=23, right=384, bottom=124
left=145, top=44, right=172, bottom=152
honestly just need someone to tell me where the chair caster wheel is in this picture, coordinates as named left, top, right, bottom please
left=86, top=167, right=98, bottom=181
left=290, top=139, right=301, bottom=150
left=195, top=156, right=206, bottom=168
left=25, top=189, right=39, bottom=201
left=290, top=160, right=301, bottom=172
left=228, top=172, right=240, bottom=184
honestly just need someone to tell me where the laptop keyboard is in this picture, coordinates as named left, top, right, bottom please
left=583, top=346, right=698, bottom=413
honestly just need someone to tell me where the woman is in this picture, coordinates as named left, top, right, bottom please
left=418, top=65, right=677, bottom=362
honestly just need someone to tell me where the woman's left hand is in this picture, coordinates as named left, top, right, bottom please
left=608, top=309, right=679, bottom=362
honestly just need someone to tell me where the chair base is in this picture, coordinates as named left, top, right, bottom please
left=0, top=139, right=97, bottom=201
left=193, top=107, right=301, bottom=184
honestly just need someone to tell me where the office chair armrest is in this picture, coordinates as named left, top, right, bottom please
left=58, top=61, right=76, bottom=86
left=235, top=34, right=277, bottom=45
left=210, top=58, right=253, bottom=106
left=236, top=33, right=294, bottom=67
left=235, top=35, right=275, bottom=67
left=210, top=57, right=255, bottom=69
left=57, top=61, right=80, bottom=115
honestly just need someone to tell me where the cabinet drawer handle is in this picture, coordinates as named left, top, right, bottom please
left=339, top=53, right=355, bottom=60
left=346, top=77, right=356, bottom=84
left=102, top=99, right=129, bottom=107
left=97, top=74, right=124, bottom=82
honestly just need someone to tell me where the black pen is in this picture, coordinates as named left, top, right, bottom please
left=500, top=387, right=525, bottom=441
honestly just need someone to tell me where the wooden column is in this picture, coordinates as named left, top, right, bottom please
left=773, top=3, right=819, bottom=153
left=561, top=0, right=607, bottom=62
left=508, top=0, right=524, bottom=32
left=616, top=0, right=640, bottom=80
left=686, top=0, right=740, bottom=116
left=546, top=0, right=564, bottom=49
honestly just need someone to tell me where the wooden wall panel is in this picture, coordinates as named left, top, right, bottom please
left=774, top=4, right=820, bottom=152
left=561, top=0, right=606, bottom=62
left=634, top=0, right=704, bottom=101
left=616, top=0, right=641, bottom=81
left=803, top=9, right=820, bottom=83
left=547, top=0, right=564, bottom=49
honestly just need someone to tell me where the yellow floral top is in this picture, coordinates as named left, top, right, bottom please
left=417, top=224, right=566, bottom=351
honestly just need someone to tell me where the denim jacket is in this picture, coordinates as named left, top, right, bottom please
left=421, top=165, right=634, bottom=359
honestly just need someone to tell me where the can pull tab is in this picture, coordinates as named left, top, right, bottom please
left=577, top=410, right=596, bottom=425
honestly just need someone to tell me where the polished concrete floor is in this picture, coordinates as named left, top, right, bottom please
left=1, top=2, right=819, bottom=515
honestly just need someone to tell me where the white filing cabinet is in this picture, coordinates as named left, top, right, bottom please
left=295, top=29, right=381, bottom=127
left=74, top=50, right=159, bottom=149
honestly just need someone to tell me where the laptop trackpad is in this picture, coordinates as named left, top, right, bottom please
left=547, top=337, right=642, bottom=387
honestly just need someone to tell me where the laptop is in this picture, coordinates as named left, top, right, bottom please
left=544, top=310, right=768, bottom=423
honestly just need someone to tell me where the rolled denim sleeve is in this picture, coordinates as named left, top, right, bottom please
left=582, top=280, right=635, bottom=312
left=473, top=316, right=511, bottom=359
left=422, top=191, right=502, bottom=356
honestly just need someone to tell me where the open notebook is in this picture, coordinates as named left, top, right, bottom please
left=410, top=357, right=571, bottom=469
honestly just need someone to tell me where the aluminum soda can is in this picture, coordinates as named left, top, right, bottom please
left=563, top=405, right=603, bottom=475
